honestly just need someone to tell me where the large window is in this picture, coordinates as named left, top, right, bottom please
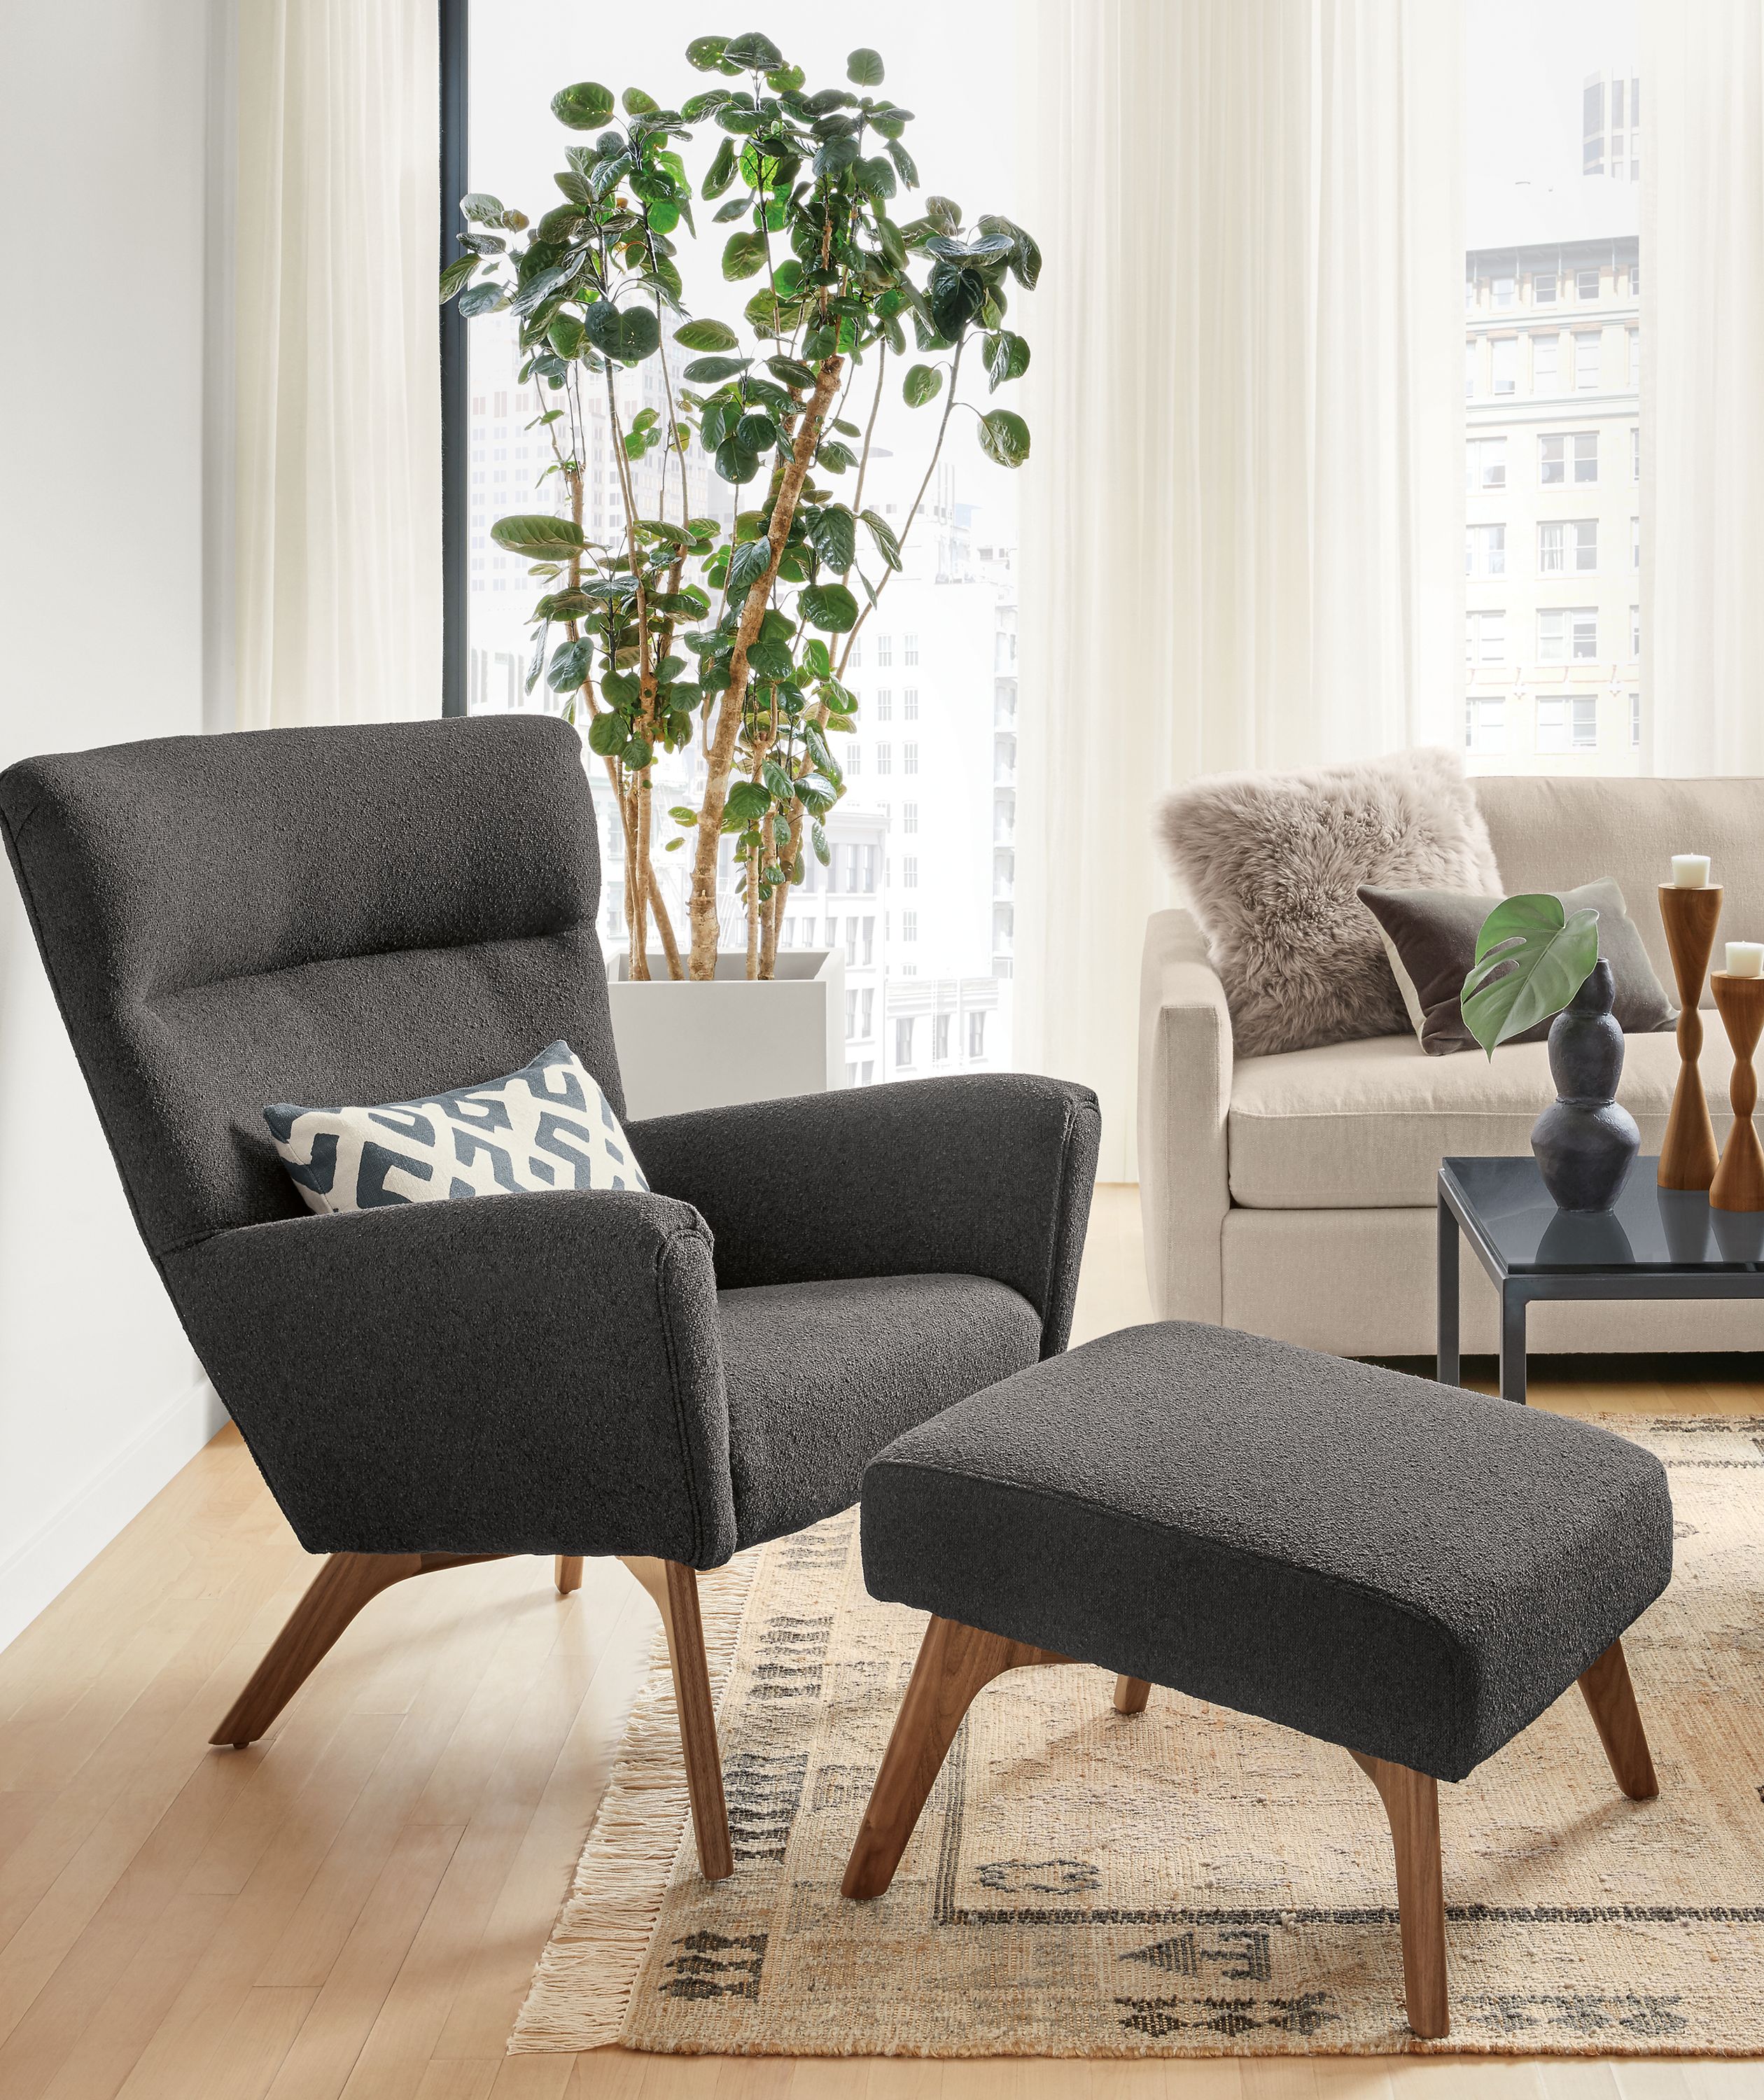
left=453, top=5, right=1024, bottom=1077
left=1464, top=0, right=1640, bottom=773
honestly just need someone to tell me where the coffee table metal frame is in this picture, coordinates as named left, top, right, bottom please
left=1436, top=1156, right=1764, bottom=1404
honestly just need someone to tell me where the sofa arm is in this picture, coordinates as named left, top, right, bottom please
left=162, top=1189, right=736, bottom=1567
left=1137, top=909, right=1233, bottom=1321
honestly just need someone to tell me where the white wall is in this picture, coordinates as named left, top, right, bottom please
left=0, top=0, right=228, bottom=1651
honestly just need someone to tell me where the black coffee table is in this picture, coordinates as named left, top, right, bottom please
left=1437, top=1155, right=1764, bottom=1404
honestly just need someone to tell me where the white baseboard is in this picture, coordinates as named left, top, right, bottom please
left=0, top=1368, right=230, bottom=1656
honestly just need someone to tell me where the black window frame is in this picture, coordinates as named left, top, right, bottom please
left=440, top=0, right=469, bottom=715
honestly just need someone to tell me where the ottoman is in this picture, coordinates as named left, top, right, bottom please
left=841, top=1321, right=1672, bottom=2040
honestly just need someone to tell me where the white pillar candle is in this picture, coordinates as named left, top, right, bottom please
left=1725, top=942, right=1763, bottom=977
left=1672, top=854, right=1713, bottom=887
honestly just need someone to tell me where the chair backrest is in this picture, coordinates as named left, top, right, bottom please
left=1474, top=773, right=1764, bottom=1006
left=0, top=714, right=621, bottom=1260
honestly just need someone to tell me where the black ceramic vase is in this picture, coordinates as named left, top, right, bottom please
left=1530, top=958, right=1641, bottom=1212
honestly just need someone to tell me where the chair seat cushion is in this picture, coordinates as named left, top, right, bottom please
left=1228, top=1027, right=1721, bottom=1208
left=722, top=1273, right=1042, bottom=1550
left=860, top=1322, right=1672, bottom=1781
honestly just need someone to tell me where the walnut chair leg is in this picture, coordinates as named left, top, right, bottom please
left=210, top=1550, right=507, bottom=1749
left=843, top=1616, right=1076, bottom=1900
left=554, top=1555, right=584, bottom=1596
left=1350, top=1751, right=1449, bottom=2040
left=621, top=1556, right=734, bottom=1881
left=1114, top=1675, right=1152, bottom=1716
left=1578, top=1637, right=1659, bottom=1800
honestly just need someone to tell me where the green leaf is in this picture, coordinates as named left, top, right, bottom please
left=669, top=804, right=699, bottom=824
left=1460, top=896, right=1602, bottom=1058
left=703, top=135, right=739, bottom=200
left=727, top=537, right=774, bottom=592
left=860, top=508, right=903, bottom=571
left=805, top=505, right=856, bottom=572
left=847, top=46, right=885, bottom=85
left=816, top=440, right=858, bottom=473
left=984, top=329, right=1031, bottom=390
left=902, top=362, right=943, bottom=407
left=457, top=281, right=508, bottom=317
left=725, top=780, right=773, bottom=823
left=886, top=139, right=919, bottom=189
left=586, top=712, right=626, bottom=757
left=724, top=31, right=785, bottom=70
left=767, top=355, right=817, bottom=388
left=461, top=192, right=505, bottom=223
left=853, top=155, right=897, bottom=200
left=674, top=316, right=741, bottom=352
left=811, top=820, right=830, bottom=865
left=579, top=300, right=661, bottom=364
left=686, top=34, right=731, bottom=70
left=762, top=759, right=795, bottom=802
left=979, top=214, right=1042, bottom=290
left=925, top=194, right=962, bottom=234
left=438, top=254, right=477, bottom=301
left=622, top=734, right=654, bottom=769
left=976, top=407, right=1031, bottom=468
left=551, top=80, right=616, bottom=130
left=813, top=134, right=860, bottom=178
left=722, top=230, right=770, bottom=281
left=682, top=354, right=752, bottom=382
left=734, top=411, right=776, bottom=451
left=622, top=85, right=658, bottom=115
left=547, top=638, right=594, bottom=691
left=800, top=583, right=859, bottom=632
left=491, top=513, right=587, bottom=561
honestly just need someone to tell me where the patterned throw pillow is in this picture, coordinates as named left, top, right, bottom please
left=264, top=1041, right=648, bottom=1214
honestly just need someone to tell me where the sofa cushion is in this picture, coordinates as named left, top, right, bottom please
left=1228, top=1028, right=1727, bottom=1209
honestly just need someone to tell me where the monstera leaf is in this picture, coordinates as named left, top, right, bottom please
left=1460, top=893, right=1600, bottom=1058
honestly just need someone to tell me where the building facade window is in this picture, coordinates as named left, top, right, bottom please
left=1465, top=609, right=1506, bottom=662
left=1532, top=333, right=1558, bottom=391
left=1466, top=524, right=1506, bottom=577
left=876, top=634, right=892, bottom=666
left=902, top=911, right=918, bottom=942
left=902, top=855, right=918, bottom=888
left=875, top=688, right=892, bottom=720
left=1491, top=337, right=1517, bottom=394
left=933, top=1012, right=951, bottom=1060
left=1628, top=328, right=1639, bottom=386
left=1630, top=604, right=1641, bottom=658
left=1537, top=695, right=1599, bottom=751
left=1538, top=519, right=1597, bottom=574
left=903, top=743, right=919, bottom=774
left=875, top=741, right=890, bottom=775
left=1538, top=607, right=1599, bottom=661
left=903, top=689, right=920, bottom=720
left=903, top=634, right=918, bottom=665
left=1630, top=692, right=1642, bottom=748
left=1466, top=437, right=1506, bottom=490
left=967, top=1011, right=987, bottom=1057
left=1492, top=274, right=1516, bottom=307
left=1574, top=330, right=1602, bottom=389
left=1632, top=516, right=1641, bottom=569
left=1534, top=271, right=1558, bottom=303
left=1576, top=265, right=1601, bottom=299
left=903, top=802, right=918, bottom=834
left=895, top=1017, right=914, bottom=1067
left=1466, top=696, right=1507, bottom=754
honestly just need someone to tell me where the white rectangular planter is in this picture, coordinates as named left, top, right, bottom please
left=606, top=948, right=846, bottom=1121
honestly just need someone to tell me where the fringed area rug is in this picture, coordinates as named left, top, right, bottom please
left=512, top=1417, right=1764, bottom=2057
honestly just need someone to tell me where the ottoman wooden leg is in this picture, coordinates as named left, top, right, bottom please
left=1350, top=1751, right=1449, bottom=2040
left=1578, top=1638, right=1658, bottom=1800
left=1114, top=1676, right=1152, bottom=1715
left=843, top=1616, right=1074, bottom=1899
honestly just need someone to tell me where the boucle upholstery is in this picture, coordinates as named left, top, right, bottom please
left=862, top=1321, right=1672, bottom=1781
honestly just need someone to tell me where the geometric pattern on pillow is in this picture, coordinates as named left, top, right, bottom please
left=263, top=1040, right=648, bottom=1214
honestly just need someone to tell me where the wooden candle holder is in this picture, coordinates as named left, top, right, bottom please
left=1711, top=972, right=1764, bottom=1213
left=1658, top=884, right=1723, bottom=1191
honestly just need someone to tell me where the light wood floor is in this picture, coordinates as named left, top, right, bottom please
left=1, top=1186, right=1759, bottom=2100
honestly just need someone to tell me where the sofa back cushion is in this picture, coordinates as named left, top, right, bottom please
left=0, top=714, right=620, bottom=1258
left=1474, top=776, right=1764, bottom=1008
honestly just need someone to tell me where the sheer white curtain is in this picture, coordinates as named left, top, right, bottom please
left=234, top=0, right=441, bottom=729
left=1642, top=0, right=1764, bottom=776
left=1014, top=0, right=1461, bottom=1177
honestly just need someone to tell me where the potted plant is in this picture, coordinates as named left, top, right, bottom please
left=441, top=33, right=1036, bottom=1105
left=1462, top=893, right=1641, bottom=1211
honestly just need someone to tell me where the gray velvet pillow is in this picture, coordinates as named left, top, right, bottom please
left=1156, top=749, right=1504, bottom=1058
left=1357, top=878, right=1677, bottom=1056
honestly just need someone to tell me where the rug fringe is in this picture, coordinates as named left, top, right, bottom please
left=509, top=1550, right=760, bottom=2052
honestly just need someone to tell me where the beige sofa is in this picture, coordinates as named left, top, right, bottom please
left=1138, top=774, right=1764, bottom=1357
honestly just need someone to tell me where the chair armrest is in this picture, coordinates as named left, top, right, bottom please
left=629, top=1073, right=1101, bottom=1357
left=162, top=1189, right=736, bottom=1567
left=1138, top=909, right=1233, bottom=1322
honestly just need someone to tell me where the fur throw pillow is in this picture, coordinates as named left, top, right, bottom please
left=1156, top=748, right=1503, bottom=1058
